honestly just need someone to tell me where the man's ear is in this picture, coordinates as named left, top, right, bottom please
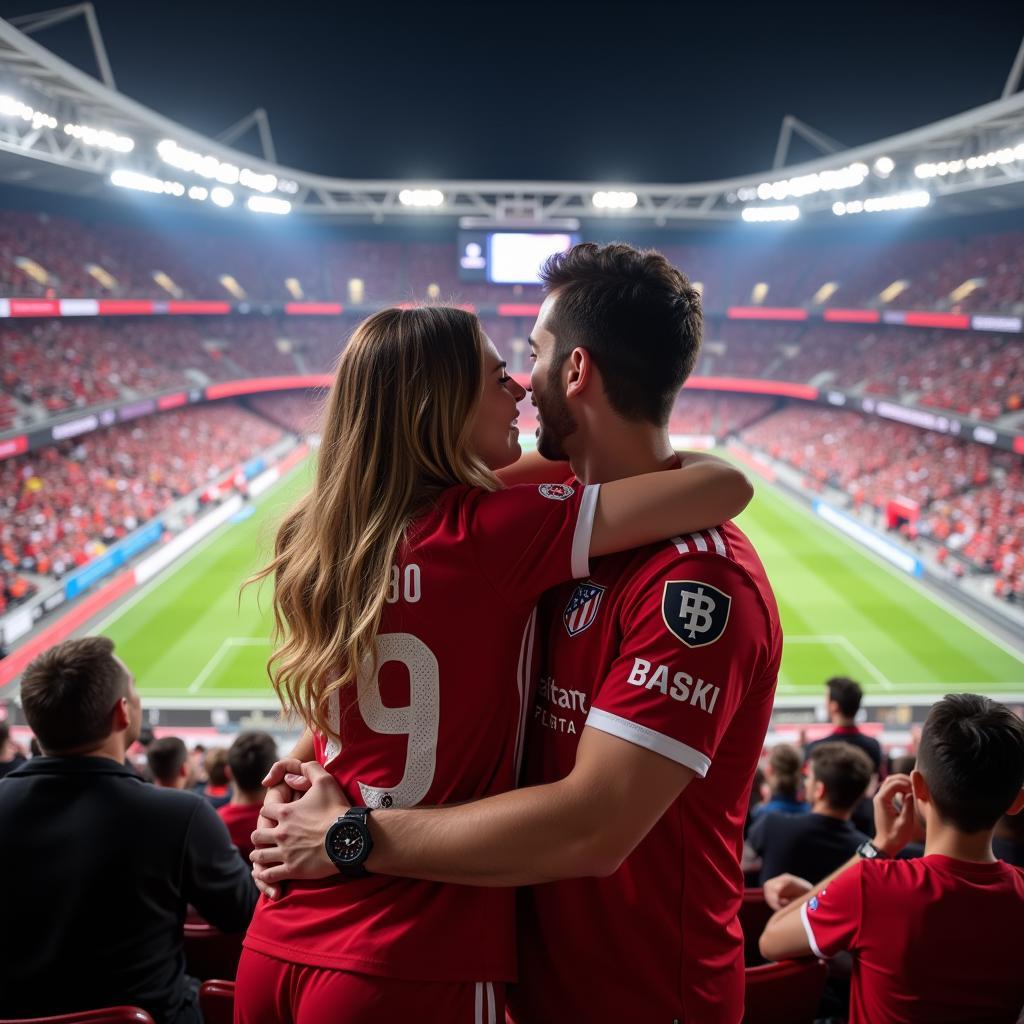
left=565, top=347, right=594, bottom=400
left=910, top=768, right=930, bottom=803
left=111, top=696, right=131, bottom=733
left=812, top=780, right=826, bottom=804
left=1007, top=789, right=1024, bottom=816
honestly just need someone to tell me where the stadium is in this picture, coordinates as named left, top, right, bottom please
left=0, top=5, right=1023, bottom=1023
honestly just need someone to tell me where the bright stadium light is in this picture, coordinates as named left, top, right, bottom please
left=756, top=161, right=868, bottom=201
left=741, top=205, right=800, bottom=222
left=210, top=187, right=235, bottom=208
left=157, top=139, right=276, bottom=192
left=110, top=169, right=185, bottom=196
left=64, top=122, right=135, bottom=153
left=188, top=185, right=209, bottom=201
left=873, top=156, right=894, bottom=177
left=917, top=143, right=1024, bottom=179
left=399, top=188, right=445, bottom=207
left=0, top=94, right=58, bottom=130
left=277, top=178, right=300, bottom=195
left=247, top=195, right=292, bottom=215
left=833, top=190, right=930, bottom=216
left=592, top=190, right=638, bottom=210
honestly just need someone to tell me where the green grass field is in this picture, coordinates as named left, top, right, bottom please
left=98, top=458, right=1024, bottom=704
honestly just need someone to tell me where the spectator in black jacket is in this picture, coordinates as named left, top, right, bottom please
left=0, top=719, right=26, bottom=778
left=0, top=636, right=257, bottom=1024
left=804, top=677, right=882, bottom=773
left=748, top=741, right=873, bottom=885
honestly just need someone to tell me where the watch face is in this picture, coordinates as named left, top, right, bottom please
left=328, top=821, right=367, bottom=864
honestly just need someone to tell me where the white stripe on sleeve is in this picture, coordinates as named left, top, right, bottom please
left=486, top=982, right=496, bottom=1024
left=570, top=483, right=601, bottom=579
left=800, top=901, right=826, bottom=959
left=474, top=982, right=483, bottom=1024
left=708, top=526, right=727, bottom=556
left=586, top=707, right=711, bottom=776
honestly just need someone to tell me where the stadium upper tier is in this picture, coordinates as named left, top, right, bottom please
left=2, top=315, right=1021, bottom=434
left=2, top=210, right=1024, bottom=314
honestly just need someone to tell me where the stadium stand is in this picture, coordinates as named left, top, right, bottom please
left=2, top=209, right=1023, bottom=312
left=0, top=404, right=283, bottom=578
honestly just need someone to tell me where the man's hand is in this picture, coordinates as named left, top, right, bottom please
left=250, top=762, right=352, bottom=895
left=872, top=773, right=916, bottom=857
left=762, top=872, right=813, bottom=911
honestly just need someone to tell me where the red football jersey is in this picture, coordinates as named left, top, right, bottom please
left=510, top=523, right=782, bottom=1024
left=244, top=480, right=599, bottom=982
left=801, top=855, right=1024, bottom=1023
left=218, top=803, right=261, bottom=860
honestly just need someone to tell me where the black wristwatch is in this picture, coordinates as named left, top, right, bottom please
left=325, top=807, right=374, bottom=877
left=857, top=840, right=889, bottom=860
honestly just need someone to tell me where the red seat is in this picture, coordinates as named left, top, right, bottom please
left=0, top=1009, right=156, bottom=1024
left=744, top=958, right=828, bottom=1024
left=199, top=980, right=235, bottom=1024
left=739, top=887, right=775, bottom=966
left=183, top=921, right=245, bottom=981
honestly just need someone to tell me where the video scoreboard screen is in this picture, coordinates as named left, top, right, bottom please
left=457, top=230, right=579, bottom=285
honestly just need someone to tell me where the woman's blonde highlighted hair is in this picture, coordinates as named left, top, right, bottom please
left=249, top=306, right=498, bottom=739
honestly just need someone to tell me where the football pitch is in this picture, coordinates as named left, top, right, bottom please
left=98, top=458, right=1024, bottom=705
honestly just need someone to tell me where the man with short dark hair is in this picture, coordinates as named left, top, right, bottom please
left=749, top=741, right=872, bottom=884
left=220, top=731, right=277, bottom=859
left=805, top=676, right=882, bottom=774
left=251, top=242, right=781, bottom=1023
left=147, top=735, right=190, bottom=789
left=0, top=636, right=257, bottom=1023
left=760, top=694, right=1024, bottom=1023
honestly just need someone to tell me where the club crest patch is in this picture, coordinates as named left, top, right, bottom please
left=563, top=581, right=606, bottom=636
left=661, top=580, right=731, bottom=648
left=539, top=483, right=575, bottom=501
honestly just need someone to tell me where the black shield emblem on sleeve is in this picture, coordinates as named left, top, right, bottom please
left=662, top=580, right=732, bottom=648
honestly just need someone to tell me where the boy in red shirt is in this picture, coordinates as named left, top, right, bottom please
left=760, top=693, right=1024, bottom=1024
left=219, top=732, right=278, bottom=860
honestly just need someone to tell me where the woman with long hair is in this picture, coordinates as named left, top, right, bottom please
left=236, top=305, right=753, bottom=1024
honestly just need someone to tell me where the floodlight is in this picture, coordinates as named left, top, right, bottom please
left=741, top=205, right=800, bottom=222
left=247, top=196, right=291, bottom=215
left=873, top=156, right=894, bottom=177
left=210, top=187, right=235, bottom=208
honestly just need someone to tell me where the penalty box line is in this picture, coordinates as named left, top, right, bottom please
left=784, top=634, right=893, bottom=691
left=187, top=636, right=271, bottom=695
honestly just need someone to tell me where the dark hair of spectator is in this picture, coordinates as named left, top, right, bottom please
left=917, top=694, right=1024, bottom=833
left=0, top=720, right=9, bottom=746
left=827, top=676, right=864, bottom=718
left=205, top=747, right=230, bottom=787
left=228, top=731, right=278, bottom=793
left=539, top=242, right=703, bottom=426
left=890, top=754, right=917, bottom=775
left=767, top=743, right=802, bottom=801
left=20, top=636, right=130, bottom=754
left=809, top=742, right=874, bottom=812
left=146, top=736, right=188, bottom=785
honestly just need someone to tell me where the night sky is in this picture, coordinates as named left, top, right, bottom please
left=2, top=0, right=1023, bottom=184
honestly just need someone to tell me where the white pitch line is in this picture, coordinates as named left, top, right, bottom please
left=187, top=636, right=269, bottom=694
left=783, top=635, right=893, bottom=690
left=762, top=483, right=1024, bottom=669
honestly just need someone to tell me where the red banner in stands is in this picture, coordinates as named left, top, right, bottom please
left=727, top=307, right=809, bottom=321
left=284, top=302, right=344, bottom=315
left=0, top=434, right=28, bottom=461
left=9, top=299, right=60, bottom=317
left=823, top=309, right=881, bottom=324
left=98, top=300, right=157, bottom=316
left=206, top=375, right=332, bottom=400
left=902, top=311, right=971, bottom=329
left=1015, top=437, right=1024, bottom=455
left=684, top=377, right=819, bottom=400
left=157, top=392, right=189, bottom=410
left=165, top=301, right=233, bottom=315
left=497, top=303, right=542, bottom=317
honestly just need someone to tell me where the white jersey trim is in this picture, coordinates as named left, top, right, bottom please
left=474, top=981, right=497, bottom=1024
left=570, top=483, right=601, bottom=579
left=513, top=608, right=538, bottom=781
left=585, top=707, right=711, bottom=777
left=672, top=528, right=728, bottom=558
left=800, top=902, right=826, bottom=959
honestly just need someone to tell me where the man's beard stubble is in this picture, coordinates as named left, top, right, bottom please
left=534, top=367, right=578, bottom=462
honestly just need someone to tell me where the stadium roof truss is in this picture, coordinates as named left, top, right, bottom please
left=1, top=13, right=1024, bottom=224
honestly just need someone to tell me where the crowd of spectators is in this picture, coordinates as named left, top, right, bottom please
left=0, top=403, right=284, bottom=579
left=3, top=208, right=1023, bottom=313
left=739, top=404, right=1024, bottom=601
